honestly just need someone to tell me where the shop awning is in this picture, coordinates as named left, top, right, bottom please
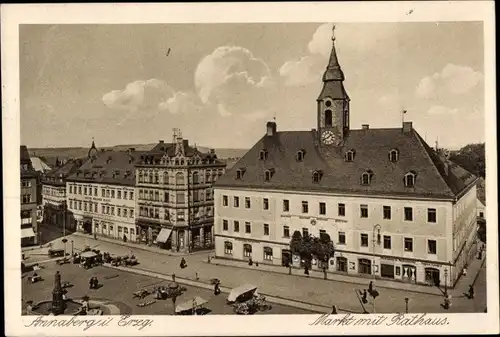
left=156, top=228, right=172, bottom=243
left=21, top=227, right=36, bottom=239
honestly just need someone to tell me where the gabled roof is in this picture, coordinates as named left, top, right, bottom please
left=138, top=140, right=225, bottom=165
left=66, top=150, right=140, bottom=186
left=30, top=157, right=52, bottom=174
left=43, top=159, right=83, bottom=186
left=214, top=127, right=478, bottom=200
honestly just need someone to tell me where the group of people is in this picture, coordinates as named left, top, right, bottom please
left=88, top=277, right=99, bottom=289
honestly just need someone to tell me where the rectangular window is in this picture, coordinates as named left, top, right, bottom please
left=164, top=192, right=170, bottom=203
left=118, top=208, right=121, bottom=216
left=302, top=228, right=309, bottom=238
left=245, top=197, right=251, bottom=209
left=102, top=205, right=105, bottom=213
left=117, top=190, right=121, bottom=199
left=124, top=209, right=128, bottom=217
left=302, top=201, right=308, bottom=214
left=283, top=199, right=289, bottom=212
left=233, top=196, right=239, bottom=207
left=222, top=220, right=228, bottom=231
left=427, top=208, right=437, bottom=223
left=106, top=190, right=110, bottom=198
left=319, top=202, right=326, bottom=215
left=124, top=227, right=128, bottom=234
left=245, top=222, right=251, bottom=233
left=263, top=198, right=269, bottom=210
left=338, top=232, right=346, bottom=245
left=404, top=237, right=413, bottom=252
left=69, top=186, right=73, bottom=194
left=283, top=226, right=290, bottom=238
left=94, top=203, right=98, bottom=212
left=94, top=187, right=98, bottom=196
left=223, top=195, right=228, bottom=206
left=428, top=239, right=437, bottom=254
left=360, top=233, right=369, bottom=247
left=111, top=190, right=115, bottom=198
left=404, top=207, right=413, bottom=221
left=319, top=229, right=326, bottom=239
left=383, top=235, right=391, bottom=249
left=130, top=210, right=134, bottom=218
left=130, top=192, right=134, bottom=200
left=78, top=186, right=82, bottom=194
left=263, top=223, right=270, bottom=236
left=124, top=191, right=128, bottom=199
left=360, top=205, right=368, bottom=218
left=264, top=248, right=273, bottom=260
left=118, top=226, right=122, bottom=233
left=84, top=187, right=87, bottom=195
left=111, top=207, right=115, bottom=215
left=84, top=203, right=88, bottom=212
left=383, top=206, right=391, bottom=220
left=234, top=221, right=240, bottom=232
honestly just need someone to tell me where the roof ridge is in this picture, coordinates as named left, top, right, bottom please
left=412, top=129, right=455, bottom=196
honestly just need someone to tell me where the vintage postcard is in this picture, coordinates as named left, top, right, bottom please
left=2, top=1, right=498, bottom=336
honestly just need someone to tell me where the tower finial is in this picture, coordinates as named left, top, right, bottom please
left=332, top=24, right=336, bottom=41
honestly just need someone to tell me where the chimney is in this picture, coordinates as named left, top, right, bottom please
left=266, top=121, right=277, bottom=137
left=403, top=121, right=413, bottom=133
left=362, top=124, right=369, bottom=130
left=159, top=140, right=164, bottom=144
left=210, top=149, right=215, bottom=154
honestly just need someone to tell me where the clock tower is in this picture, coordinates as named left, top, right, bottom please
left=317, top=24, right=350, bottom=146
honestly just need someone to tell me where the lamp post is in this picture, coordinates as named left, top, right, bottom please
left=404, top=297, right=409, bottom=313
left=372, top=224, right=381, bottom=279
left=71, top=240, right=74, bottom=256
left=444, top=267, right=448, bottom=298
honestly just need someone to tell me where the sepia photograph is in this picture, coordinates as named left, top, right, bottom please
left=2, top=2, right=498, bottom=336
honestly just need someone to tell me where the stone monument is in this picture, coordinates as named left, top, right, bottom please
left=51, top=271, right=65, bottom=315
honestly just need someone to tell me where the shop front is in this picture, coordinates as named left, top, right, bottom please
left=190, top=225, right=214, bottom=251
left=336, top=256, right=348, bottom=272
left=402, top=264, right=417, bottom=283
left=380, top=262, right=395, bottom=279
left=424, top=267, right=440, bottom=286
left=358, top=258, right=372, bottom=275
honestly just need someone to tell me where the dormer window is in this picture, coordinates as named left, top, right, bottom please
left=404, top=171, right=416, bottom=187
left=345, top=149, right=356, bottom=162
left=259, top=150, right=268, bottom=161
left=264, top=168, right=275, bottom=181
left=389, top=149, right=399, bottom=162
left=236, top=168, right=246, bottom=180
left=312, top=170, right=323, bottom=183
left=361, top=170, right=374, bottom=185
left=296, top=149, right=306, bottom=162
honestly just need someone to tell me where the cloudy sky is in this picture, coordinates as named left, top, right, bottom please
left=20, top=22, right=484, bottom=150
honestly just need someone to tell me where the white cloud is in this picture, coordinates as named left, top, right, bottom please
left=428, top=105, right=459, bottom=115
left=416, top=64, right=483, bottom=98
left=217, top=104, right=232, bottom=117
left=158, top=91, right=202, bottom=115
left=102, top=79, right=174, bottom=111
left=279, top=55, right=324, bottom=87
left=194, top=46, right=271, bottom=104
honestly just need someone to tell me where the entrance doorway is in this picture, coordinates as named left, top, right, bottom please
left=358, top=258, right=372, bottom=275
left=82, top=221, right=92, bottom=234
left=336, top=257, right=347, bottom=272
left=425, top=268, right=440, bottom=286
left=281, top=250, right=292, bottom=266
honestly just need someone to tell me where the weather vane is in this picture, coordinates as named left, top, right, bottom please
left=332, top=24, right=336, bottom=41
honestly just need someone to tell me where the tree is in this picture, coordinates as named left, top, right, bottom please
left=449, top=143, right=485, bottom=178
left=311, top=233, right=336, bottom=279
left=289, top=231, right=313, bottom=268
left=477, top=218, right=486, bottom=243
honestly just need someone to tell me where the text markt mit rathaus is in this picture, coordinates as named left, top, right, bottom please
left=310, top=313, right=449, bottom=327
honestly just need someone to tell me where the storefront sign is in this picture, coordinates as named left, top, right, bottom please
left=84, top=196, right=112, bottom=203
left=382, top=256, right=416, bottom=264
left=421, top=262, right=442, bottom=268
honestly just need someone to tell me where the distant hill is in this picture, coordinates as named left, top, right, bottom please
left=28, top=144, right=248, bottom=163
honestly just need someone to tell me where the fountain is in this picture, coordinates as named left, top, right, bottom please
left=51, top=271, right=65, bottom=315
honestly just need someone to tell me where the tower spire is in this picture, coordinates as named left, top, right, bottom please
left=322, top=23, right=344, bottom=82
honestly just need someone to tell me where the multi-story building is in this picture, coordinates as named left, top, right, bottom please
left=66, top=141, right=139, bottom=241
left=21, top=146, right=39, bottom=246
left=213, top=28, right=478, bottom=287
left=41, top=159, right=82, bottom=233
left=135, top=130, right=226, bottom=253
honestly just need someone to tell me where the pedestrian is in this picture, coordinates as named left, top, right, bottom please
left=362, top=289, right=368, bottom=304
left=172, top=274, right=176, bottom=282
left=94, top=277, right=99, bottom=289
left=214, top=281, right=221, bottom=295
left=368, top=281, right=373, bottom=294
left=462, top=267, right=467, bottom=276
left=195, top=272, right=199, bottom=281
left=89, top=277, right=93, bottom=289
left=331, top=305, right=338, bottom=314
left=468, top=284, right=474, bottom=299
left=304, top=265, right=309, bottom=276
left=478, top=250, right=482, bottom=260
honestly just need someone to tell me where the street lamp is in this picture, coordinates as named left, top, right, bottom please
left=71, top=240, right=74, bottom=255
left=404, top=297, right=409, bottom=313
left=444, top=267, right=448, bottom=298
left=372, top=224, right=381, bottom=279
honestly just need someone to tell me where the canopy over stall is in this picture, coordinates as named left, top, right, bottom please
left=80, top=251, right=97, bottom=259
left=227, top=284, right=258, bottom=303
left=21, top=228, right=36, bottom=239
left=175, top=296, right=208, bottom=313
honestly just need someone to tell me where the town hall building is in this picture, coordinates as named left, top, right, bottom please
left=213, top=26, right=478, bottom=288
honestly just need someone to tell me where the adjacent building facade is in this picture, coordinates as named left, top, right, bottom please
left=66, top=141, right=139, bottom=242
left=213, top=28, right=478, bottom=287
left=135, top=130, right=226, bottom=253
left=21, top=146, right=39, bottom=246
left=41, top=159, right=82, bottom=233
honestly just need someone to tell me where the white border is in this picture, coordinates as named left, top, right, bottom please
left=2, top=1, right=498, bottom=336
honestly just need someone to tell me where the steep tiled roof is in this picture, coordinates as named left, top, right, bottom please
left=138, top=140, right=225, bottom=165
left=43, top=159, right=83, bottom=186
left=66, top=150, right=139, bottom=186
left=214, top=127, right=478, bottom=200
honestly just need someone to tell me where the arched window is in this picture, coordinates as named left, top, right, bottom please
left=312, top=171, right=322, bottom=183
left=224, top=241, right=233, bottom=255
left=243, top=244, right=252, bottom=257
left=205, top=170, right=211, bottom=183
left=138, top=171, right=143, bottom=183
left=264, top=168, right=275, bottom=181
left=149, top=172, right=153, bottom=183
left=154, top=172, right=159, bottom=184
left=325, top=109, right=333, bottom=127
left=345, top=150, right=356, bottom=162
left=236, top=168, right=246, bottom=180
left=192, top=172, right=199, bottom=184
left=404, top=172, right=416, bottom=187
left=296, top=149, right=306, bottom=162
left=264, top=247, right=273, bottom=260
left=163, top=172, right=168, bottom=184
left=175, top=172, right=185, bottom=185
left=259, top=150, right=268, bottom=160
left=361, top=170, right=373, bottom=185
left=389, top=149, right=399, bottom=162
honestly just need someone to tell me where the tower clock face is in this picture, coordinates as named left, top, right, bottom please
left=321, top=130, right=336, bottom=145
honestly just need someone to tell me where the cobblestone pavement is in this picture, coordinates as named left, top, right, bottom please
left=22, top=262, right=313, bottom=315
left=25, top=232, right=486, bottom=314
